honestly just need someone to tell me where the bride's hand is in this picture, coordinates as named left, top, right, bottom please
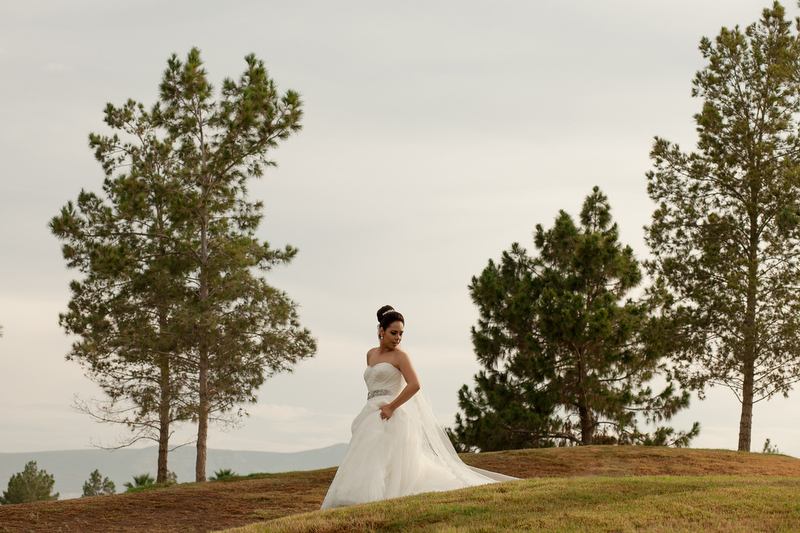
left=379, top=405, right=394, bottom=420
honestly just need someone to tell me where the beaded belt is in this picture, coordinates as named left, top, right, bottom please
left=367, top=389, right=391, bottom=400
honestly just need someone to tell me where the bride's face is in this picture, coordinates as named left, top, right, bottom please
left=381, top=321, right=404, bottom=349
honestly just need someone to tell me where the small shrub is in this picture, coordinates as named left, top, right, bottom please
left=82, top=469, right=116, bottom=497
left=210, top=468, right=238, bottom=480
left=762, top=438, right=780, bottom=454
left=123, top=473, right=155, bottom=492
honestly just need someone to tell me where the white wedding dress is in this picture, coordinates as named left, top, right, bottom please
left=321, top=362, right=515, bottom=509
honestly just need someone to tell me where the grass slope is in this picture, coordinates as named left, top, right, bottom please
left=226, top=476, right=800, bottom=533
left=0, top=469, right=337, bottom=533
left=0, top=447, right=798, bottom=533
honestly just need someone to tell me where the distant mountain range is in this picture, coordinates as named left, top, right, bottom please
left=0, top=443, right=348, bottom=500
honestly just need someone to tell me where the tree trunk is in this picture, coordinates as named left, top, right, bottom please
left=579, top=404, right=593, bottom=445
left=576, top=347, right=593, bottom=445
left=738, top=357, right=755, bottom=451
left=195, top=261, right=210, bottom=481
left=195, top=343, right=209, bottom=482
left=157, top=350, right=170, bottom=483
left=739, top=197, right=759, bottom=452
left=155, top=308, right=171, bottom=483
left=195, top=188, right=210, bottom=483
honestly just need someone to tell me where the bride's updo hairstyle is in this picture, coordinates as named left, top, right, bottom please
left=377, top=305, right=404, bottom=331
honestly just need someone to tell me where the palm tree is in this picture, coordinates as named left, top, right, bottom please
left=123, top=473, right=155, bottom=492
left=210, top=469, right=237, bottom=481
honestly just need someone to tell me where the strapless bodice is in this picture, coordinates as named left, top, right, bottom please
left=364, top=362, right=403, bottom=400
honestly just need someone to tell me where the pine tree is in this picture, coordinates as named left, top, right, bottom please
left=155, top=48, right=316, bottom=481
left=51, top=100, right=192, bottom=483
left=451, top=188, right=698, bottom=451
left=0, top=462, right=58, bottom=504
left=51, top=48, right=317, bottom=483
left=82, top=470, right=116, bottom=497
left=645, top=2, right=800, bottom=451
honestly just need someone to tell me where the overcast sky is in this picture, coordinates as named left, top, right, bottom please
left=1, top=0, right=798, bottom=460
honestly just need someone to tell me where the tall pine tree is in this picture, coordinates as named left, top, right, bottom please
left=155, top=48, right=316, bottom=481
left=645, top=2, right=800, bottom=451
left=51, top=100, right=191, bottom=483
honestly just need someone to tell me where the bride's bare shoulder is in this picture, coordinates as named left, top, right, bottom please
left=392, top=349, right=411, bottom=363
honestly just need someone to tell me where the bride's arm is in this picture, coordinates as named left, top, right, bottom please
left=379, top=351, right=420, bottom=420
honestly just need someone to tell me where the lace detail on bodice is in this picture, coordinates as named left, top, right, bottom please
left=364, top=362, right=402, bottom=400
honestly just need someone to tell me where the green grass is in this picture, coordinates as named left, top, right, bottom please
left=219, top=475, right=800, bottom=533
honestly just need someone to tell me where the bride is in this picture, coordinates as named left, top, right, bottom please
left=320, top=305, right=515, bottom=509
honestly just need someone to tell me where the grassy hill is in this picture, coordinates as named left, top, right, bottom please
left=0, top=447, right=798, bottom=533
left=226, top=476, right=800, bottom=533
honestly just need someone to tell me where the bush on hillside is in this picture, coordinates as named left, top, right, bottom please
left=0, top=461, right=59, bottom=504
left=762, top=439, right=780, bottom=454
left=82, top=469, right=116, bottom=497
left=123, top=473, right=155, bottom=492
left=210, top=468, right=238, bottom=480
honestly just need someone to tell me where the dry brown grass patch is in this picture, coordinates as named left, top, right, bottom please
left=462, top=446, right=800, bottom=478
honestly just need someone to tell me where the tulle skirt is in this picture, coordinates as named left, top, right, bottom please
left=320, top=395, right=508, bottom=509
